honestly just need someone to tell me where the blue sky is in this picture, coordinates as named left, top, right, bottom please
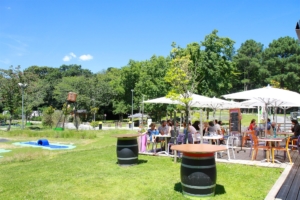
left=0, top=0, right=299, bottom=73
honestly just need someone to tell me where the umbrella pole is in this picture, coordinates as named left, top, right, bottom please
left=173, top=110, right=177, bottom=163
left=200, top=109, right=203, bottom=144
left=284, top=108, right=286, bottom=131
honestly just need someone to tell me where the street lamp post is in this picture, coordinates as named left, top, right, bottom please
left=18, top=83, right=27, bottom=130
left=131, top=89, right=134, bottom=129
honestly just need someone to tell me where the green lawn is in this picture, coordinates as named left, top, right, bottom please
left=0, top=129, right=282, bottom=199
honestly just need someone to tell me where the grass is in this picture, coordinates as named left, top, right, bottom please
left=0, top=129, right=282, bottom=199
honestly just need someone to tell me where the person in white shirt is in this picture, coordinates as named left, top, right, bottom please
left=214, top=119, right=221, bottom=134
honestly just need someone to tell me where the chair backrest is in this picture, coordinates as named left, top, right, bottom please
left=226, top=136, right=238, bottom=147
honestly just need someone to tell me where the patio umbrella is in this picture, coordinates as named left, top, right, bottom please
left=128, top=113, right=150, bottom=118
left=143, top=93, right=213, bottom=107
left=223, top=85, right=300, bottom=131
left=144, top=93, right=215, bottom=143
left=240, top=99, right=300, bottom=131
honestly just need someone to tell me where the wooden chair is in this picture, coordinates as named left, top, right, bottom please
left=272, top=137, right=292, bottom=164
left=251, top=134, right=270, bottom=162
left=242, top=130, right=253, bottom=147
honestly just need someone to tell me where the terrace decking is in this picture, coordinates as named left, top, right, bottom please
left=275, top=151, right=300, bottom=200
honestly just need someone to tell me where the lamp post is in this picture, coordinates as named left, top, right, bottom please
left=18, top=83, right=27, bottom=130
left=131, top=89, right=134, bottom=129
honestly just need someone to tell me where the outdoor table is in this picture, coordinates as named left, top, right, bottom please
left=111, top=133, right=143, bottom=166
left=258, top=137, right=285, bottom=163
left=203, top=135, right=223, bottom=145
left=171, top=144, right=227, bottom=198
left=154, top=134, right=171, bottom=155
left=276, top=132, right=293, bottom=136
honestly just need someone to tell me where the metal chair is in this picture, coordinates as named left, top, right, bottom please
left=219, top=136, right=239, bottom=160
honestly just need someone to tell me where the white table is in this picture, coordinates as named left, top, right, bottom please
left=202, top=135, right=223, bottom=157
left=203, top=135, right=223, bottom=145
left=154, top=134, right=171, bottom=155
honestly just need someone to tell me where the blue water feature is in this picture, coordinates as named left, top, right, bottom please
left=14, top=139, right=76, bottom=150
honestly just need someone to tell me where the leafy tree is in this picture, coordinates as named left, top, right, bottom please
left=134, top=56, right=171, bottom=121
left=0, top=66, right=23, bottom=131
left=25, top=66, right=62, bottom=107
left=233, top=39, right=264, bottom=91
left=53, top=76, right=92, bottom=109
left=197, top=30, right=237, bottom=96
left=42, top=106, right=55, bottom=128
left=59, top=64, right=93, bottom=77
left=263, top=36, right=300, bottom=92
left=165, top=49, right=196, bottom=124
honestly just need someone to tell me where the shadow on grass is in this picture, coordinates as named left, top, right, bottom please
left=174, top=182, right=226, bottom=196
left=115, top=159, right=148, bottom=166
left=29, top=127, right=41, bottom=130
left=137, top=159, right=148, bottom=164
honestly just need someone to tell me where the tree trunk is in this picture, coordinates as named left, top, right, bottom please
left=7, top=116, right=12, bottom=131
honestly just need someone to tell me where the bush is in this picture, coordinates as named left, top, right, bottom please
left=31, top=116, right=42, bottom=121
left=90, top=121, right=99, bottom=129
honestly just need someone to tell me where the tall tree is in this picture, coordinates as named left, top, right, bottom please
left=165, top=47, right=197, bottom=124
left=233, top=39, right=264, bottom=91
left=197, top=30, right=237, bottom=96
left=0, top=66, right=41, bottom=131
left=263, top=36, right=300, bottom=92
left=135, top=56, right=171, bottom=120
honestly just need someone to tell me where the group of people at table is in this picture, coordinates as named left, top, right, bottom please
left=244, top=118, right=300, bottom=163
left=247, top=118, right=300, bottom=140
left=146, top=119, right=225, bottom=152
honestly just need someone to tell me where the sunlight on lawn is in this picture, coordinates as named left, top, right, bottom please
left=0, top=129, right=281, bottom=199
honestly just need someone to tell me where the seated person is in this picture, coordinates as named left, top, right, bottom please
left=214, top=119, right=221, bottom=134
left=147, top=123, right=159, bottom=145
left=248, top=119, right=259, bottom=136
left=183, top=122, right=196, bottom=144
left=202, top=122, right=209, bottom=135
left=192, top=121, right=200, bottom=131
left=291, top=119, right=300, bottom=140
left=267, top=118, right=271, bottom=130
left=208, top=121, right=216, bottom=134
left=158, top=120, right=169, bottom=149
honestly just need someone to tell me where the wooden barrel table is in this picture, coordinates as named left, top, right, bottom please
left=111, top=134, right=143, bottom=166
left=171, top=144, right=227, bottom=198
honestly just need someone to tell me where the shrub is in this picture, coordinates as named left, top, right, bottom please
left=31, top=116, right=42, bottom=121
left=90, top=121, right=98, bottom=129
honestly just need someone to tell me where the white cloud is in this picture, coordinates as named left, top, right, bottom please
left=63, top=55, right=71, bottom=61
left=70, top=52, right=76, bottom=58
left=62, top=52, right=77, bottom=61
left=79, top=54, right=93, bottom=61
left=5, top=7, right=11, bottom=10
